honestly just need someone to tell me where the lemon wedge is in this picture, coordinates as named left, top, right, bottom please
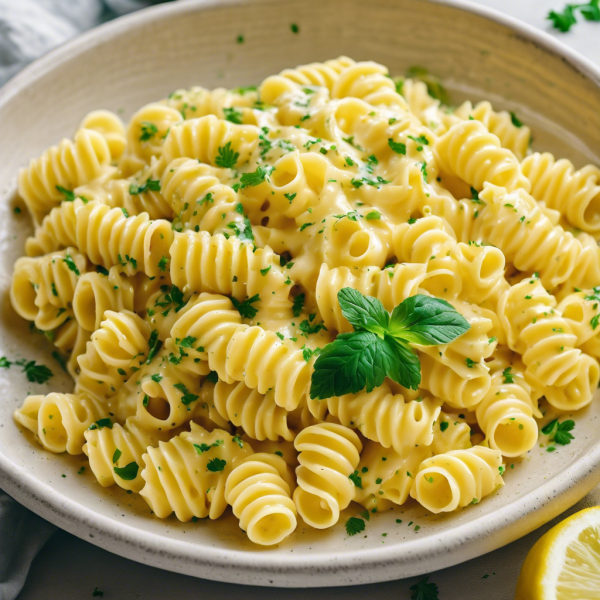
left=515, top=506, right=600, bottom=599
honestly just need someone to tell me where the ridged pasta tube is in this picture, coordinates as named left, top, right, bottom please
left=225, top=453, right=297, bottom=545
left=476, top=366, right=540, bottom=457
left=79, top=110, right=126, bottom=161
left=11, top=248, right=87, bottom=331
left=293, top=423, right=362, bottom=529
left=83, top=417, right=167, bottom=492
left=73, top=267, right=135, bottom=333
left=213, top=381, right=295, bottom=442
left=498, top=278, right=588, bottom=388
left=18, top=128, right=112, bottom=224
left=315, top=263, right=428, bottom=333
left=160, top=158, right=242, bottom=235
left=74, top=200, right=173, bottom=276
left=476, top=184, right=581, bottom=289
left=170, top=231, right=292, bottom=311
left=454, top=101, right=531, bottom=161
left=522, top=152, right=600, bottom=234
left=434, top=120, right=530, bottom=192
left=410, top=446, right=504, bottom=513
left=14, top=392, right=105, bottom=455
left=162, top=114, right=259, bottom=167
left=307, top=383, right=442, bottom=456
left=419, top=353, right=491, bottom=409
left=139, top=423, right=253, bottom=521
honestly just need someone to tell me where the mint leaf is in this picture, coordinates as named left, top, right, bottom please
left=114, top=462, right=139, bottom=480
left=388, top=295, right=470, bottom=345
left=383, top=336, right=421, bottom=390
left=338, top=287, right=389, bottom=335
left=310, top=332, right=389, bottom=399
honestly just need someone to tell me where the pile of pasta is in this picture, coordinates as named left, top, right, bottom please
left=11, top=57, right=600, bottom=546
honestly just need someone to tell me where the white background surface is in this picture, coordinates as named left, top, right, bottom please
left=16, top=0, right=600, bottom=598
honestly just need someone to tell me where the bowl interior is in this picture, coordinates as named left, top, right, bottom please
left=1, top=0, right=600, bottom=587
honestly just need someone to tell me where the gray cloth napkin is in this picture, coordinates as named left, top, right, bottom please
left=0, top=3, right=173, bottom=597
left=0, top=492, right=56, bottom=600
left=0, top=0, right=171, bottom=86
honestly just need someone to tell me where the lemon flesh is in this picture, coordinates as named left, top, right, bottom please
left=515, top=507, right=600, bottom=600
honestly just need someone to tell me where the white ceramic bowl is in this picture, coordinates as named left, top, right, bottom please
left=2, top=0, right=600, bottom=588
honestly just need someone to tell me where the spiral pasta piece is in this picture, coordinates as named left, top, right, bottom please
left=163, top=86, right=259, bottom=122
left=434, top=120, right=530, bottom=192
left=225, top=453, right=297, bottom=545
left=24, top=198, right=83, bottom=257
left=139, top=423, right=253, bottom=521
left=454, top=101, right=531, bottom=161
left=162, top=115, right=259, bottom=167
left=14, top=392, right=105, bottom=455
left=170, top=231, right=292, bottom=311
left=307, top=383, right=441, bottom=456
left=160, top=158, right=242, bottom=235
left=521, top=152, right=600, bottom=233
left=332, top=61, right=409, bottom=110
left=419, top=353, right=491, bottom=409
left=498, top=278, right=593, bottom=390
left=476, top=364, right=540, bottom=457
left=73, top=267, right=135, bottom=332
left=79, top=110, right=126, bottom=161
left=430, top=412, right=473, bottom=455
left=476, top=184, right=581, bottom=289
left=214, top=381, right=295, bottom=442
left=75, top=310, right=151, bottom=398
left=354, top=442, right=434, bottom=510
left=11, top=248, right=87, bottom=331
left=125, top=102, right=183, bottom=164
left=410, top=446, right=504, bottom=513
left=83, top=417, right=167, bottom=492
left=74, top=200, right=173, bottom=276
left=18, top=128, right=112, bottom=224
left=259, top=56, right=355, bottom=103
left=79, top=177, right=173, bottom=221
left=293, top=423, right=362, bottom=529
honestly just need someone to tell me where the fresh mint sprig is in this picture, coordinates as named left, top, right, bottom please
left=309, top=289, right=470, bottom=400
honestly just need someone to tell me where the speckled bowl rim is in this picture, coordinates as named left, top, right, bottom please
left=2, top=0, right=600, bottom=587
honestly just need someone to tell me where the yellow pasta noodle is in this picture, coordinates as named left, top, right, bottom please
left=410, top=446, right=504, bottom=513
left=10, top=57, right=600, bottom=546
left=293, top=423, right=362, bottom=529
left=139, top=423, right=253, bottom=521
left=225, top=453, right=297, bottom=545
